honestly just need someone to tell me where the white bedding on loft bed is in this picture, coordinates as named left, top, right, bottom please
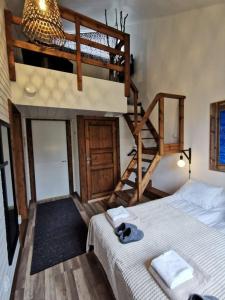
left=87, top=181, right=225, bottom=300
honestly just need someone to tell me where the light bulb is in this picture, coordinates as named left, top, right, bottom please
left=177, top=158, right=186, bottom=168
left=39, top=0, right=47, bottom=11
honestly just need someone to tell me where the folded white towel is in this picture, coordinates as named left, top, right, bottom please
left=107, top=206, right=130, bottom=222
left=105, top=210, right=140, bottom=228
left=151, top=250, right=194, bottom=289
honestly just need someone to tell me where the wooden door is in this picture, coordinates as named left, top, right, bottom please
left=26, top=119, right=74, bottom=202
left=78, top=117, right=120, bottom=201
left=32, top=120, right=70, bottom=201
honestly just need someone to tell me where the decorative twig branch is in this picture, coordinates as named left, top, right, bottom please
left=104, top=8, right=129, bottom=80
left=115, top=8, right=118, bottom=30
left=105, top=9, right=110, bottom=47
left=123, top=14, right=128, bottom=32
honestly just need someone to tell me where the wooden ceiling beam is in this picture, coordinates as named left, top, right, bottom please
left=5, top=10, right=16, bottom=81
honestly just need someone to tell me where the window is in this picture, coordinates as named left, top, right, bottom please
left=210, top=100, right=225, bottom=172
left=0, top=120, right=19, bottom=265
left=219, top=110, right=225, bottom=164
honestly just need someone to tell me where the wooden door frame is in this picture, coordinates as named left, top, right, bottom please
left=77, top=116, right=120, bottom=202
left=0, top=118, right=19, bottom=262
left=8, top=100, right=28, bottom=246
left=26, top=119, right=74, bottom=202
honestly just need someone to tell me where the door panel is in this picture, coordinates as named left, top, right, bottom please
left=78, top=117, right=120, bottom=201
left=91, top=152, right=113, bottom=166
left=91, top=168, right=114, bottom=195
left=32, top=121, right=69, bottom=201
left=89, top=125, right=113, bottom=149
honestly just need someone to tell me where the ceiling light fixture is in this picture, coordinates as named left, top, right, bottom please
left=22, top=0, right=65, bottom=47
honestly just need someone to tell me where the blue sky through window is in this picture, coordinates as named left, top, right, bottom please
left=220, top=110, right=225, bottom=164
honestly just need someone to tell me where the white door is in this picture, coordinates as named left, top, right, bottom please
left=32, top=120, right=69, bottom=201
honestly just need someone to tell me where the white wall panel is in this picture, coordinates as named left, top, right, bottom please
left=11, top=63, right=127, bottom=115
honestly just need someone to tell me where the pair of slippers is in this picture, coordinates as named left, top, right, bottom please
left=188, top=295, right=218, bottom=300
left=115, top=223, right=144, bottom=244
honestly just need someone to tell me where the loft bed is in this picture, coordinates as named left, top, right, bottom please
left=4, top=5, right=131, bottom=96
left=87, top=180, right=225, bottom=300
left=19, top=32, right=120, bottom=74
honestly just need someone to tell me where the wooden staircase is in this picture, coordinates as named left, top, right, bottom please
left=4, top=6, right=186, bottom=207
left=109, top=80, right=186, bottom=206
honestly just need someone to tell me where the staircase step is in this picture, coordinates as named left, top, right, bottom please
left=115, top=190, right=132, bottom=203
left=127, top=102, right=142, bottom=106
left=141, top=129, right=150, bottom=131
left=134, top=158, right=153, bottom=163
left=126, top=113, right=142, bottom=116
left=142, top=147, right=158, bottom=154
left=127, top=168, right=146, bottom=176
left=142, top=138, right=155, bottom=140
left=121, top=179, right=136, bottom=188
left=142, top=158, right=153, bottom=163
left=127, top=104, right=142, bottom=114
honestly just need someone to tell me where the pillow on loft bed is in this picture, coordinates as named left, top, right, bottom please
left=175, top=179, right=225, bottom=210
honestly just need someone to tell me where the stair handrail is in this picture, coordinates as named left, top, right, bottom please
left=134, top=93, right=186, bottom=136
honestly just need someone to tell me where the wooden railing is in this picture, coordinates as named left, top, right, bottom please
left=129, top=81, right=186, bottom=201
left=4, top=6, right=130, bottom=96
left=132, top=91, right=186, bottom=155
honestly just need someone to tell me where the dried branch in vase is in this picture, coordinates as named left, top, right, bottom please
left=104, top=8, right=131, bottom=81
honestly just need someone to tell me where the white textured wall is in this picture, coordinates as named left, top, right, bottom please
left=11, top=63, right=127, bottom=114
left=0, top=1, right=19, bottom=299
left=128, top=3, right=225, bottom=192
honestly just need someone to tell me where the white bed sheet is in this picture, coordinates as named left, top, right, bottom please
left=87, top=196, right=225, bottom=300
left=166, top=195, right=225, bottom=230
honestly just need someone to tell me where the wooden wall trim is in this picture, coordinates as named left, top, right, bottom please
left=26, top=119, right=36, bottom=202
left=77, top=116, right=88, bottom=202
left=66, top=120, right=74, bottom=194
left=8, top=100, right=28, bottom=220
left=115, top=118, right=121, bottom=181
left=210, top=100, right=225, bottom=172
left=26, top=119, right=75, bottom=202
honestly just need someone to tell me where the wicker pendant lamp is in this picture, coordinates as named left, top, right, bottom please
left=22, top=0, right=65, bottom=47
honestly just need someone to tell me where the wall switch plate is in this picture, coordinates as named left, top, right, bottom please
left=18, top=215, right=22, bottom=225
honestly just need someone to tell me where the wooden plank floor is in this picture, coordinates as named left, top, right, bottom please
left=12, top=197, right=115, bottom=300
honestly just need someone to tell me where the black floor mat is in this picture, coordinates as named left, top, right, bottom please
left=30, top=198, right=87, bottom=275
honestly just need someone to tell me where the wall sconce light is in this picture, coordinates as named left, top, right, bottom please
left=177, top=148, right=192, bottom=179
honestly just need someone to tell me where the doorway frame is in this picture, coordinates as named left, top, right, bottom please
left=26, top=119, right=74, bottom=202
left=0, top=118, right=19, bottom=264
left=77, top=116, right=120, bottom=202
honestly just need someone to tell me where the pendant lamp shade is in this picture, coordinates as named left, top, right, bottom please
left=22, top=0, right=65, bottom=47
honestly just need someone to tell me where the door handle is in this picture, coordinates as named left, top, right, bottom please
left=61, top=160, right=67, bottom=163
left=86, top=157, right=91, bottom=162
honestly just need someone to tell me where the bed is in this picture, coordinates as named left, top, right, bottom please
left=87, top=180, right=225, bottom=300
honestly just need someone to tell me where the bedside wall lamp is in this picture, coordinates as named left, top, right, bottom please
left=177, top=148, right=192, bottom=179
